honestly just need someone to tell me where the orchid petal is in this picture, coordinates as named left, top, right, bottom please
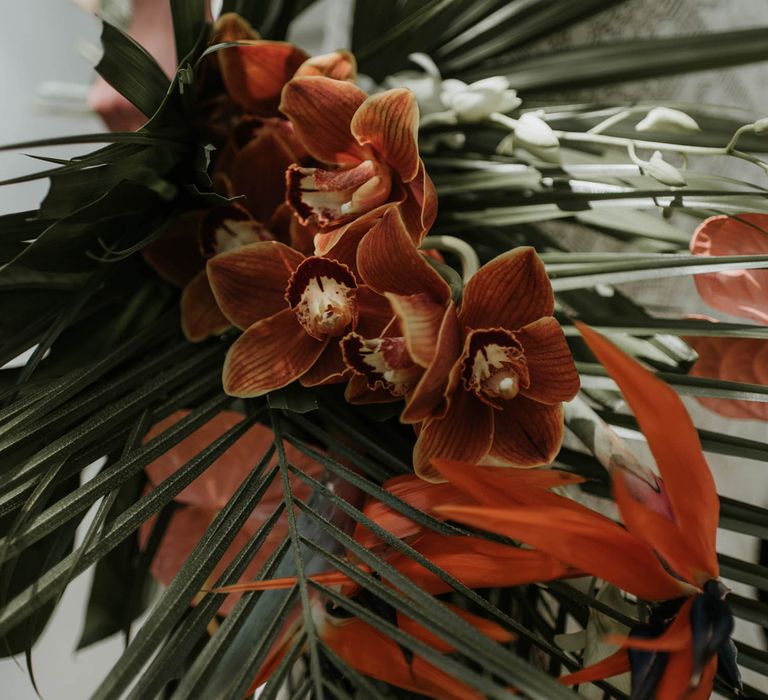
left=413, top=389, right=494, bottom=481
left=351, top=88, right=420, bottom=182
left=298, top=339, right=349, bottom=386
left=180, top=271, right=231, bottom=342
left=142, top=211, right=206, bottom=288
left=220, top=41, right=309, bottom=116
left=279, top=76, right=368, bottom=165
left=222, top=309, right=326, bottom=397
left=207, top=241, right=303, bottom=329
left=517, top=317, right=580, bottom=404
left=295, top=50, right=356, bottom=81
left=488, top=397, right=564, bottom=467
left=356, top=206, right=449, bottom=301
left=459, top=247, right=553, bottom=332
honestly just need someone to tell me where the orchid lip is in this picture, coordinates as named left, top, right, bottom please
left=287, top=159, right=393, bottom=228
left=286, top=257, right=358, bottom=340
left=460, top=328, right=531, bottom=408
left=342, top=333, right=421, bottom=396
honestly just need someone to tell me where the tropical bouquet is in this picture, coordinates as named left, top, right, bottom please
left=2, top=1, right=768, bottom=698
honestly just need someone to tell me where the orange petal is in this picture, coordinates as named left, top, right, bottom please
left=559, top=648, right=630, bottom=686
left=229, top=121, right=302, bottom=223
left=344, top=373, right=402, bottom=405
left=488, top=397, right=564, bottom=467
left=298, top=339, right=349, bottom=386
left=396, top=603, right=514, bottom=654
left=222, top=309, right=326, bottom=397
left=400, top=163, right=438, bottom=245
left=356, top=207, right=449, bottom=302
left=613, top=472, right=701, bottom=586
left=142, top=211, right=205, bottom=288
left=211, top=569, right=357, bottom=593
left=355, top=284, right=396, bottom=338
left=577, top=322, right=719, bottom=583
left=459, top=247, right=554, bottom=332
left=413, top=389, right=494, bottom=481
left=387, top=293, right=449, bottom=369
left=351, top=88, right=420, bottom=182
left=396, top=533, right=574, bottom=594
left=434, top=505, right=690, bottom=601
left=295, top=50, right=356, bottom=81
left=207, top=241, right=303, bottom=329
left=434, top=459, right=585, bottom=493
left=355, top=476, right=469, bottom=548
left=180, top=271, right=231, bottom=342
left=691, top=213, right=768, bottom=323
left=279, top=76, right=368, bottom=165
left=324, top=616, right=481, bottom=700
left=402, top=305, right=462, bottom=423
left=219, top=41, right=309, bottom=116
left=516, top=317, right=580, bottom=404
left=213, top=12, right=258, bottom=43
left=687, top=335, right=768, bottom=421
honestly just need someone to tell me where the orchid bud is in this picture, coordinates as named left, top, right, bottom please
left=441, top=76, right=521, bottom=122
left=635, top=107, right=700, bottom=134
left=514, top=112, right=559, bottom=149
left=642, top=150, right=687, bottom=187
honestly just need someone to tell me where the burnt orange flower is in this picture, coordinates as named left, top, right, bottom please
left=197, top=12, right=355, bottom=139
left=412, top=247, right=580, bottom=480
left=686, top=331, right=768, bottom=421
left=437, top=324, right=735, bottom=699
left=690, top=213, right=768, bottom=323
left=207, top=241, right=392, bottom=396
left=139, top=410, right=323, bottom=615
left=339, top=208, right=461, bottom=421
left=279, top=77, right=437, bottom=258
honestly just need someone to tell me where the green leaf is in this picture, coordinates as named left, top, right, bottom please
left=96, top=22, right=171, bottom=118
left=171, top=0, right=209, bottom=65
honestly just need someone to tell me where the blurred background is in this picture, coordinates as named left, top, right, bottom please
left=0, top=1, right=766, bottom=697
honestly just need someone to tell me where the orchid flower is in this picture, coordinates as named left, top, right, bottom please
left=690, top=213, right=768, bottom=324
left=279, top=77, right=437, bottom=257
left=207, top=241, right=392, bottom=396
left=436, top=324, right=739, bottom=699
left=412, top=247, right=580, bottom=480
left=339, top=207, right=460, bottom=422
left=139, top=410, right=323, bottom=615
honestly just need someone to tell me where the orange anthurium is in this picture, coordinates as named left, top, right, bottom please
left=685, top=332, right=768, bottom=421
left=413, top=247, right=580, bottom=480
left=437, top=325, right=737, bottom=698
left=690, top=213, right=768, bottom=323
left=207, top=241, right=392, bottom=396
left=340, top=208, right=461, bottom=421
left=279, top=77, right=437, bottom=257
left=139, top=410, right=323, bottom=615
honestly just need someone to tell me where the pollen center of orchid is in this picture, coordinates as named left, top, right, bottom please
left=286, top=257, right=359, bottom=341
left=342, top=334, right=421, bottom=396
left=460, top=330, right=531, bottom=408
left=288, top=159, right=392, bottom=228
left=301, top=275, right=355, bottom=338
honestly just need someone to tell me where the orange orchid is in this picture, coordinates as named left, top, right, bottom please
left=412, top=247, right=580, bottom=480
left=690, top=213, right=768, bottom=323
left=206, top=241, right=392, bottom=397
left=436, top=324, right=740, bottom=699
left=139, top=410, right=323, bottom=615
left=279, top=77, right=437, bottom=258
left=686, top=331, right=768, bottom=421
left=340, top=208, right=461, bottom=422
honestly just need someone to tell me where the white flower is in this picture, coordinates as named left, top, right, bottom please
left=641, top=150, right=686, bottom=187
left=514, top=111, right=559, bottom=149
left=384, top=54, right=520, bottom=126
left=635, top=107, right=700, bottom=134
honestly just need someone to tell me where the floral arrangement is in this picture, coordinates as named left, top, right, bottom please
left=1, top=2, right=768, bottom=699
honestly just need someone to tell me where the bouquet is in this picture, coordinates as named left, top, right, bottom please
left=2, top=1, right=768, bottom=698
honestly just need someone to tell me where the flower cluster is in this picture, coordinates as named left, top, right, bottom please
left=143, top=14, right=579, bottom=477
